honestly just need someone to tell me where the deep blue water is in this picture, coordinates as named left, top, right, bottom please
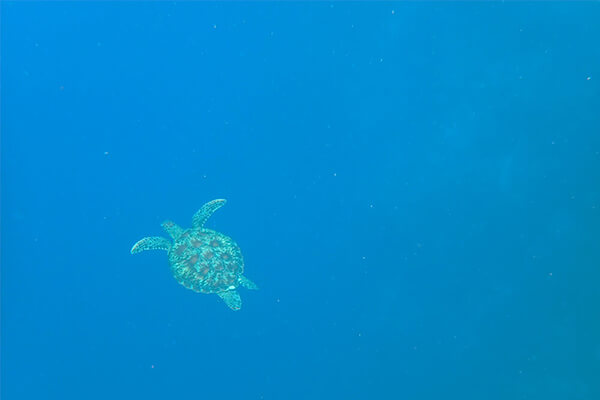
left=2, top=2, right=600, bottom=399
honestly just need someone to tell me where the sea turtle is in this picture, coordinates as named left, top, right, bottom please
left=130, top=199, right=258, bottom=310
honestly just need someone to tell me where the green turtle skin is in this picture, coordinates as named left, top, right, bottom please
left=130, top=199, right=258, bottom=311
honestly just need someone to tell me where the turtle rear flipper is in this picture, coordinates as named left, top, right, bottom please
left=131, top=237, right=171, bottom=254
left=192, top=199, right=227, bottom=229
left=238, top=275, right=259, bottom=290
left=161, top=220, right=184, bottom=239
left=218, top=290, right=241, bottom=310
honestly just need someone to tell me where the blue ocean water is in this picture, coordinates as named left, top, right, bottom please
left=2, top=2, right=599, bottom=399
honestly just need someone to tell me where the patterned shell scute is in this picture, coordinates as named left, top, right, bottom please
left=168, top=228, right=244, bottom=294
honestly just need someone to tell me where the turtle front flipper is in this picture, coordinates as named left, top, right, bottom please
left=192, top=199, right=227, bottom=229
left=161, top=220, right=184, bottom=239
left=238, top=275, right=259, bottom=290
left=218, top=290, right=242, bottom=311
left=130, top=237, right=171, bottom=254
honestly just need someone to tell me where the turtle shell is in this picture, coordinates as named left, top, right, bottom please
left=167, top=228, right=244, bottom=294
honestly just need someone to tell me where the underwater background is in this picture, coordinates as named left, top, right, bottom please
left=2, top=2, right=599, bottom=399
